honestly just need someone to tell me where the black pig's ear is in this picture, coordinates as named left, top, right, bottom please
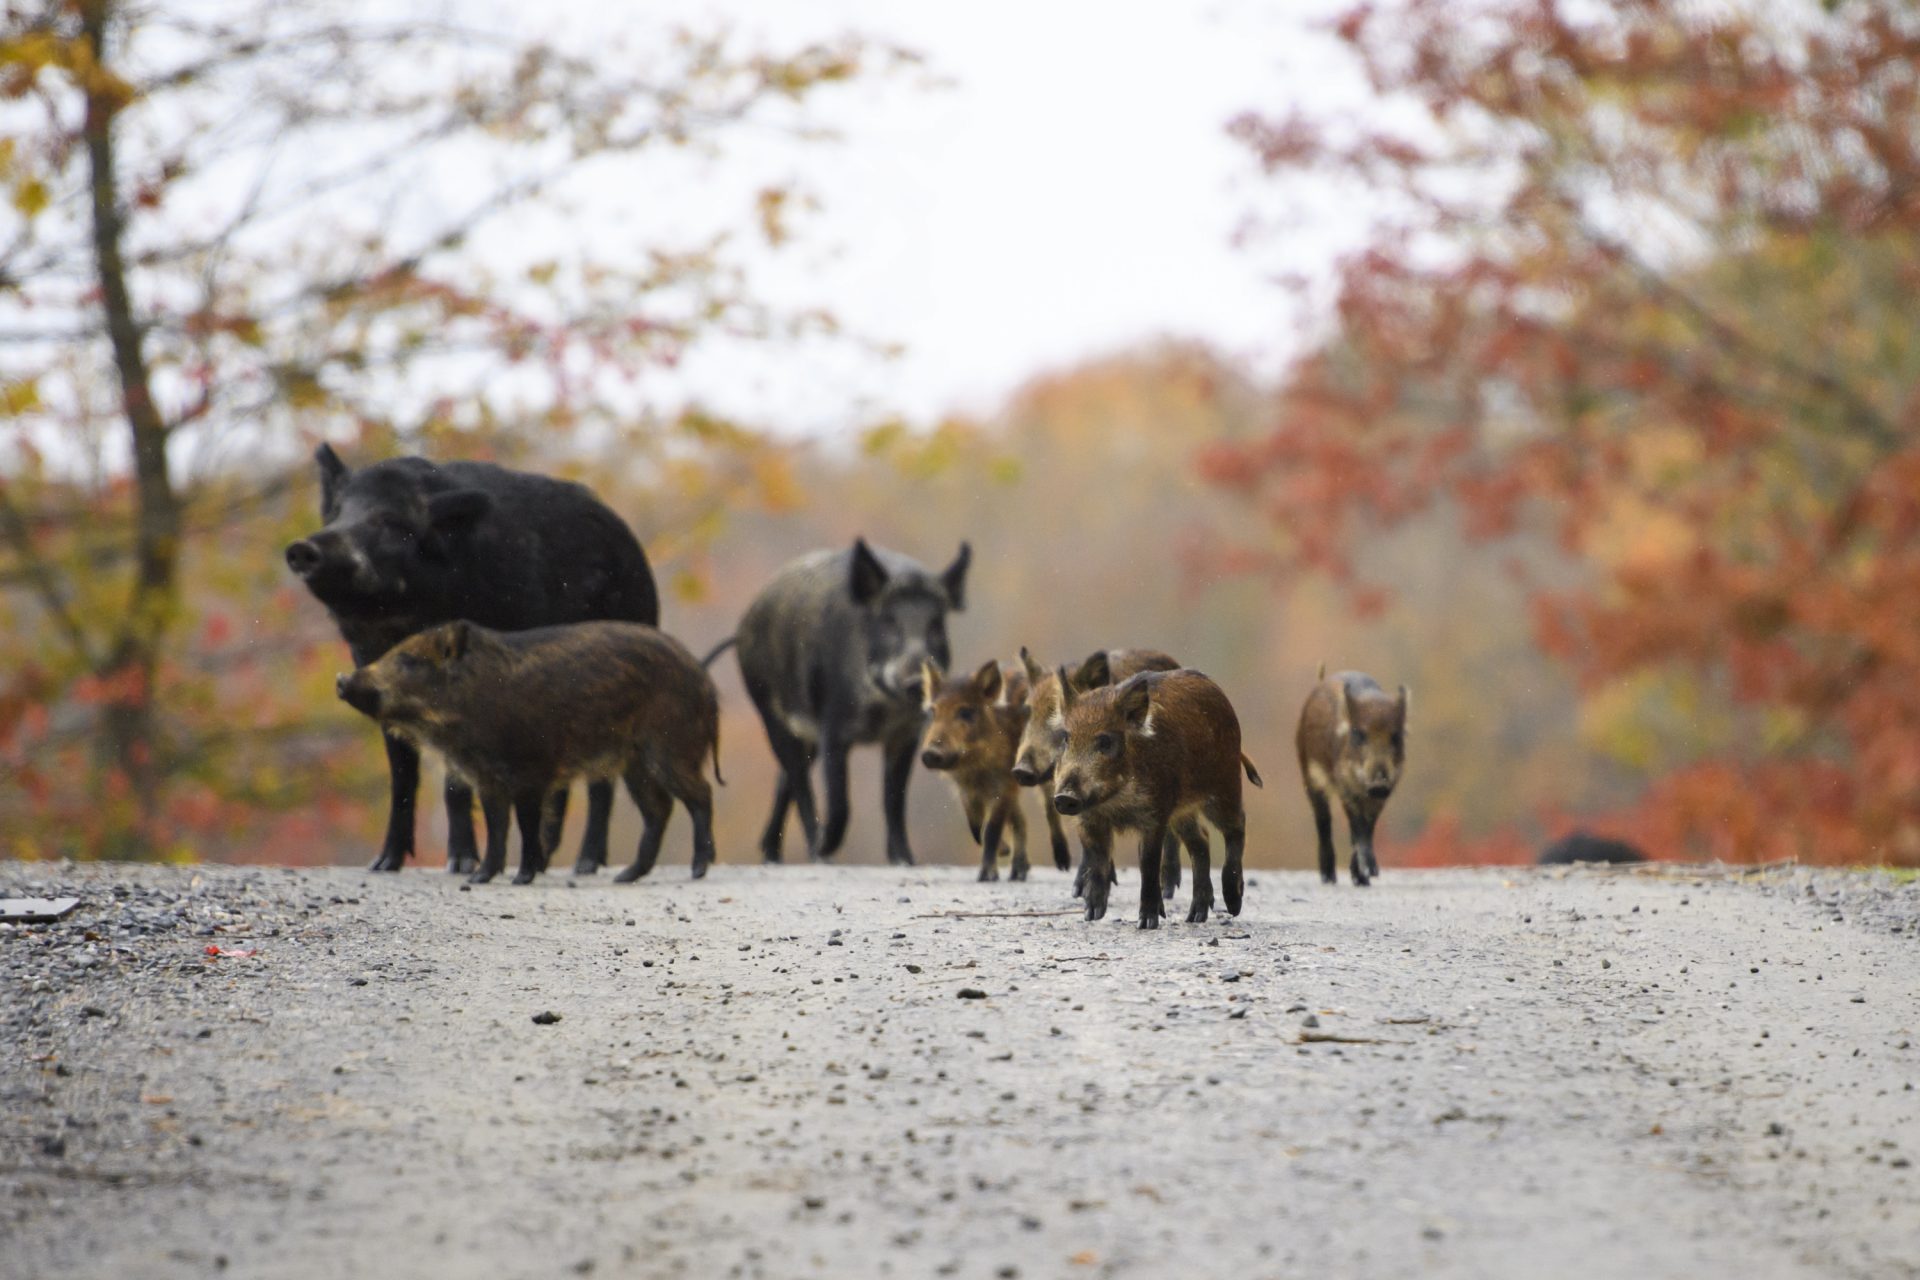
left=315, top=443, right=349, bottom=519
left=1118, top=678, right=1152, bottom=728
left=445, top=620, right=471, bottom=661
left=973, top=660, right=1001, bottom=701
left=1071, top=650, right=1111, bottom=691
left=940, top=542, right=971, bottom=611
left=427, top=489, right=491, bottom=534
left=849, top=537, right=889, bottom=605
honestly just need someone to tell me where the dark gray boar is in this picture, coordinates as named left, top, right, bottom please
left=1051, top=669, right=1264, bottom=929
left=336, top=621, right=720, bottom=885
left=728, top=537, right=970, bottom=865
left=1295, top=666, right=1408, bottom=887
left=285, top=445, right=657, bottom=876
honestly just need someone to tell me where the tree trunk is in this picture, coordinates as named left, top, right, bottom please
left=81, top=0, right=181, bottom=852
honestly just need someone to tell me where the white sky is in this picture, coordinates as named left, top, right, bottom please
left=633, top=0, right=1366, bottom=431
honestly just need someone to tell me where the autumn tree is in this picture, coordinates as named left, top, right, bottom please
left=1208, top=0, right=1920, bottom=863
left=0, top=0, right=882, bottom=857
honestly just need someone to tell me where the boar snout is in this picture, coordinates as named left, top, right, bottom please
left=285, top=539, right=323, bottom=577
left=920, top=747, right=957, bottom=771
left=1367, top=780, right=1395, bottom=799
left=1053, top=775, right=1086, bottom=816
left=336, top=671, right=381, bottom=717
left=1010, top=759, right=1045, bottom=787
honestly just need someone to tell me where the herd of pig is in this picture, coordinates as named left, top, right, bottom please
left=290, top=446, right=1410, bottom=929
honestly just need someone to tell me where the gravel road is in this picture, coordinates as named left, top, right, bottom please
left=3, top=860, right=1917, bottom=1280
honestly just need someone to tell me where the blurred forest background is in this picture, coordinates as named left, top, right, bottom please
left=5, top=0, right=1920, bottom=870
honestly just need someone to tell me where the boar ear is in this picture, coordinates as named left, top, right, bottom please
left=1337, top=679, right=1357, bottom=737
left=1118, top=679, right=1152, bottom=728
left=940, top=542, right=971, bottom=611
left=315, top=443, right=349, bottom=519
left=1396, top=685, right=1411, bottom=729
left=1019, top=646, right=1045, bottom=686
left=849, top=537, right=889, bottom=605
left=973, top=660, right=1001, bottom=701
left=1071, top=650, right=1111, bottom=691
left=428, top=489, right=491, bottom=534
left=919, top=659, right=942, bottom=709
left=445, top=620, right=472, bottom=661
left=1056, top=666, right=1078, bottom=711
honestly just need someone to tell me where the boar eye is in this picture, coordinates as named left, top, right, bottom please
left=1093, top=733, right=1118, bottom=756
left=1349, top=728, right=1366, bottom=749
left=956, top=706, right=977, bottom=724
left=396, top=652, right=426, bottom=672
left=1052, top=729, right=1068, bottom=749
left=1390, top=731, right=1404, bottom=751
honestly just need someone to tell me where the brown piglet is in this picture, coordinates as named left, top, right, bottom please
left=1295, top=665, right=1408, bottom=887
left=1012, top=646, right=1180, bottom=897
left=919, top=660, right=1034, bottom=881
left=338, top=620, right=722, bottom=885
left=1050, top=669, right=1263, bottom=929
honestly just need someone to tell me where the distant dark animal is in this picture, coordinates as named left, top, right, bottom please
left=285, top=445, right=657, bottom=875
left=728, top=537, right=970, bottom=865
left=337, top=621, right=720, bottom=885
left=1296, top=666, right=1408, bottom=888
left=1051, top=669, right=1263, bottom=929
left=1538, top=831, right=1648, bottom=866
left=918, top=660, right=1033, bottom=881
left=1013, top=646, right=1181, bottom=898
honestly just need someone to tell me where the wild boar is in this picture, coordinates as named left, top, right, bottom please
left=336, top=620, right=720, bottom=885
left=1051, top=669, right=1263, bottom=929
left=286, top=445, right=658, bottom=877
left=1295, top=666, right=1408, bottom=887
left=1538, top=831, right=1647, bottom=865
left=918, top=660, right=1034, bottom=881
left=1013, top=645, right=1182, bottom=898
left=727, top=537, right=970, bottom=865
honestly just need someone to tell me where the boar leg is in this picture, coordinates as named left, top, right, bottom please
left=812, top=731, right=852, bottom=861
left=745, top=690, right=816, bottom=862
left=1160, top=832, right=1182, bottom=900
left=1080, top=821, right=1114, bottom=922
left=469, top=790, right=512, bottom=885
left=372, top=732, right=420, bottom=873
left=1006, top=801, right=1030, bottom=882
left=1071, top=842, right=1119, bottom=900
left=511, top=792, right=547, bottom=885
left=1176, top=820, right=1214, bottom=924
left=1344, top=803, right=1375, bottom=888
left=1135, top=819, right=1169, bottom=930
left=1043, top=804, right=1072, bottom=873
left=539, top=789, right=568, bottom=877
left=1308, top=788, right=1338, bottom=885
left=880, top=731, right=918, bottom=866
left=568, top=782, right=614, bottom=882
left=670, top=771, right=718, bottom=880
left=1218, top=813, right=1247, bottom=917
left=443, top=778, right=478, bottom=876
left=976, top=798, right=1007, bottom=883
left=615, top=777, right=674, bottom=883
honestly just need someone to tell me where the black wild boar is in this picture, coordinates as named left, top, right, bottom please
left=1051, top=669, right=1263, bottom=929
left=729, top=537, right=970, bottom=865
left=336, top=620, right=720, bottom=885
left=1295, top=666, right=1408, bottom=888
left=918, top=660, right=1033, bottom=882
left=1013, top=646, right=1181, bottom=898
left=1538, top=831, right=1647, bottom=866
left=286, top=445, right=657, bottom=876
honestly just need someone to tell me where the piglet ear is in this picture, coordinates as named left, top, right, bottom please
left=441, top=620, right=471, bottom=661
left=1019, top=646, right=1045, bottom=685
left=316, top=443, right=349, bottom=519
left=940, top=542, right=971, bottom=611
left=1396, top=685, right=1411, bottom=729
left=849, top=537, right=889, bottom=605
left=1071, top=650, right=1111, bottom=691
left=973, top=660, right=1001, bottom=701
left=1118, top=678, right=1152, bottom=727
left=428, top=489, right=491, bottom=533
left=1057, top=666, right=1078, bottom=712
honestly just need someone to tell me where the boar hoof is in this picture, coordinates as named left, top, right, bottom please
left=1084, top=899, right=1108, bottom=922
left=467, top=869, right=496, bottom=886
left=1010, top=861, right=1029, bottom=882
left=690, top=860, right=710, bottom=881
left=1138, top=913, right=1161, bottom=931
left=571, top=860, right=600, bottom=877
left=511, top=871, right=537, bottom=886
left=368, top=849, right=405, bottom=873
left=977, top=866, right=999, bottom=883
left=613, top=863, right=647, bottom=884
left=1186, top=903, right=1210, bottom=924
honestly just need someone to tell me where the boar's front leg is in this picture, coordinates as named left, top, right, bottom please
left=1343, top=801, right=1374, bottom=888
left=1071, top=841, right=1119, bottom=900
left=1159, top=832, right=1182, bottom=900
left=976, top=800, right=1006, bottom=883
left=1043, top=803, right=1071, bottom=873
left=443, top=776, right=478, bottom=876
left=1176, top=820, right=1213, bottom=924
left=1136, top=818, right=1169, bottom=930
left=881, top=730, right=918, bottom=867
left=574, top=780, right=615, bottom=874
left=469, top=790, right=512, bottom=885
left=511, top=791, right=547, bottom=885
left=812, top=729, right=853, bottom=861
left=1080, top=820, right=1114, bottom=922
left=1218, top=808, right=1247, bottom=917
left=372, top=732, right=420, bottom=873
left=1006, top=802, right=1029, bottom=882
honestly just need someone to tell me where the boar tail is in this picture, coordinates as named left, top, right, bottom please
left=711, top=719, right=726, bottom=786
left=701, top=636, right=737, bottom=669
left=1241, top=753, right=1264, bottom=788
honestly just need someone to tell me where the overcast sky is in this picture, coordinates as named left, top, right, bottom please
left=631, top=0, right=1365, bottom=431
